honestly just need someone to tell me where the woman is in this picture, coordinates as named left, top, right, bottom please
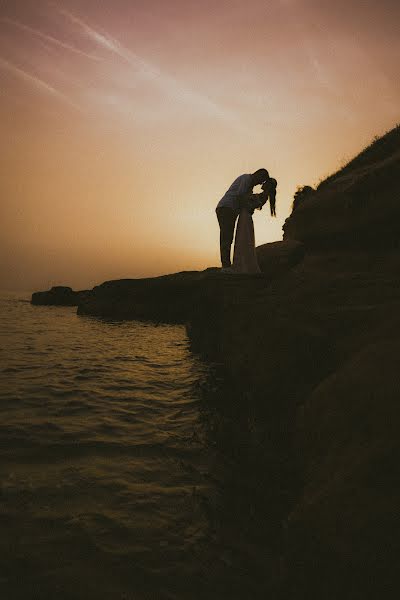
left=231, top=178, right=277, bottom=274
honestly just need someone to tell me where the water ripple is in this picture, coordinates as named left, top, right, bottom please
left=0, top=291, right=222, bottom=598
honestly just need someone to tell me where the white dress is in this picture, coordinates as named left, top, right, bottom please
left=232, top=208, right=261, bottom=274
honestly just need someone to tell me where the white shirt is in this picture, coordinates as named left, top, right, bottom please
left=216, top=174, right=254, bottom=214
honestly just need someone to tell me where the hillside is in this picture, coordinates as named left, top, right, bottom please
left=283, top=124, right=400, bottom=247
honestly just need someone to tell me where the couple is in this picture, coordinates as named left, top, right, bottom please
left=216, top=169, right=277, bottom=274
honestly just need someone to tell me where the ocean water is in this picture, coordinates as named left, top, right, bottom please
left=0, top=291, right=283, bottom=600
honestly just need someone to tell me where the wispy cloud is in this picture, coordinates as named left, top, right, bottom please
left=2, top=17, right=101, bottom=61
left=55, top=5, right=246, bottom=128
left=0, top=57, right=81, bottom=110
left=276, top=0, right=336, bottom=92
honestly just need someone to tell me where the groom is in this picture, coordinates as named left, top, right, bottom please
left=216, top=168, right=269, bottom=268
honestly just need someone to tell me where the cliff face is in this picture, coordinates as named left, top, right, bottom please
left=187, top=125, right=400, bottom=598
left=187, top=249, right=400, bottom=598
left=287, top=330, right=400, bottom=598
left=283, top=125, right=400, bottom=248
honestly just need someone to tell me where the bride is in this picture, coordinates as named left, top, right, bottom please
left=231, top=178, right=277, bottom=274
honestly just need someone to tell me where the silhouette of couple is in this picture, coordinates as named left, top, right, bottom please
left=216, top=169, right=277, bottom=274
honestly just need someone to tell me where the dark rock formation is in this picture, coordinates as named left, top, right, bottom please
left=283, top=125, right=400, bottom=249
left=286, top=333, right=400, bottom=599
left=76, top=243, right=304, bottom=322
left=77, top=270, right=207, bottom=322
left=256, top=239, right=305, bottom=277
left=77, top=269, right=271, bottom=322
left=31, top=286, right=89, bottom=306
left=188, top=247, right=400, bottom=599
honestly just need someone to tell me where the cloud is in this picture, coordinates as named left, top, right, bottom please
left=2, top=17, right=101, bottom=61
left=0, top=57, right=81, bottom=110
left=55, top=5, right=247, bottom=129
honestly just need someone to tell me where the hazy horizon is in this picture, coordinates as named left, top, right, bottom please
left=1, top=0, right=399, bottom=291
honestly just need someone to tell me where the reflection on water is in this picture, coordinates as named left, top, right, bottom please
left=0, top=292, right=295, bottom=599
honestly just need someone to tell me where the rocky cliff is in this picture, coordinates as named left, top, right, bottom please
left=189, top=248, right=400, bottom=598
left=30, top=124, right=400, bottom=598
left=187, top=125, right=400, bottom=598
left=283, top=124, right=400, bottom=249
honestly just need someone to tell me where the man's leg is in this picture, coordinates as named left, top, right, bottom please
left=216, top=207, right=237, bottom=267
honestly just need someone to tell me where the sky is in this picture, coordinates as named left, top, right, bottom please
left=1, top=0, right=399, bottom=291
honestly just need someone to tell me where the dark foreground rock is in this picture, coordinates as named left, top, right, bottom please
left=31, top=286, right=89, bottom=306
left=286, top=332, right=400, bottom=599
left=77, top=270, right=271, bottom=322
left=188, top=248, right=400, bottom=599
left=256, top=239, right=305, bottom=276
left=76, top=241, right=304, bottom=322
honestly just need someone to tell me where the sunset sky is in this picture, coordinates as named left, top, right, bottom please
left=1, top=0, right=399, bottom=291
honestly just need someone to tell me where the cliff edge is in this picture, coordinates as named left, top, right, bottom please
left=283, top=124, right=400, bottom=248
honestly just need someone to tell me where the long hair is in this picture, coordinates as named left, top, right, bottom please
left=266, top=178, right=277, bottom=216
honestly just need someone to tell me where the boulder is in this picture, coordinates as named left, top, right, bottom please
left=256, top=240, right=305, bottom=276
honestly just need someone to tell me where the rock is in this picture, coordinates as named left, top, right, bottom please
left=283, top=125, right=400, bottom=249
left=286, top=336, right=400, bottom=599
left=190, top=301, right=330, bottom=403
left=77, top=271, right=203, bottom=322
left=77, top=270, right=264, bottom=322
left=187, top=247, right=400, bottom=598
left=256, top=240, right=305, bottom=277
left=75, top=244, right=303, bottom=322
left=32, top=242, right=304, bottom=320
left=31, top=286, right=89, bottom=306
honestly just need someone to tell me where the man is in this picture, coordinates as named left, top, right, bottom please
left=216, top=168, right=269, bottom=268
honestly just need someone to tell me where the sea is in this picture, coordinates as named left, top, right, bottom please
left=0, top=291, right=284, bottom=600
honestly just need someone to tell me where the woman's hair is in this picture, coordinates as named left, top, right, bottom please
left=265, top=178, right=277, bottom=216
